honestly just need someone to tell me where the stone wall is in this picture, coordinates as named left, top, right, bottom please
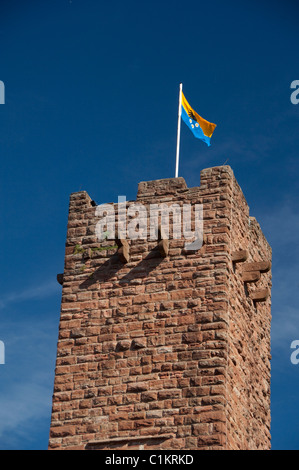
left=48, top=165, right=271, bottom=450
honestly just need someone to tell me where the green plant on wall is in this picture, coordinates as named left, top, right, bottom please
left=74, top=244, right=84, bottom=254
left=74, top=242, right=117, bottom=255
left=91, top=245, right=118, bottom=253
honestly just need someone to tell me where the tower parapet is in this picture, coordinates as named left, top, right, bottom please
left=49, top=166, right=271, bottom=450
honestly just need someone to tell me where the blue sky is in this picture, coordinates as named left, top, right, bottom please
left=0, top=0, right=298, bottom=450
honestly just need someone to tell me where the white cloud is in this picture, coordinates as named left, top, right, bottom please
left=0, top=279, right=59, bottom=449
left=0, top=314, right=57, bottom=449
left=0, top=280, right=59, bottom=310
left=0, top=372, right=52, bottom=449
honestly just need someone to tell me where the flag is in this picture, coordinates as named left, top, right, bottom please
left=181, top=91, right=216, bottom=146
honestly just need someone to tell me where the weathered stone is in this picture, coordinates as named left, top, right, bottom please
left=241, top=271, right=261, bottom=283
left=250, top=288, right=270, bottom=302
left=131, top=338, right=147, bottom=349
left=115, top=340, right=131, bottom=351
left=242, top=261, right=271, bottom=273
left=116, top=238, right=130, bottom=263
left=158, top=239, right=169, bottom=258
left=232, top=250, right=248, bottom=263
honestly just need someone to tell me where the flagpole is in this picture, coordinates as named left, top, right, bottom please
left=175, top=83, right=183, bottom=178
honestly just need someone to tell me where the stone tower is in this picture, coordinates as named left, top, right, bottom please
left=49, top=166, right=272, bottom=450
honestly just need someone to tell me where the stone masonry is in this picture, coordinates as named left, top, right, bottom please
left=48, top=165, right=272, bottom=450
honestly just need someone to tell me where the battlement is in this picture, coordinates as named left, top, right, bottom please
left=49, top=165, right=272, bottom=450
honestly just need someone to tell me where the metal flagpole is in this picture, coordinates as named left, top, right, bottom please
left=175, top=83, right=183, bottom=178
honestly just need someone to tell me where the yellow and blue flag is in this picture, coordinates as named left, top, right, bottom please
left=181, top=92, right=216, bottom=146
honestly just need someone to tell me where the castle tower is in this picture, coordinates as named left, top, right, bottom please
left=49, top=166, right=272, bottom=450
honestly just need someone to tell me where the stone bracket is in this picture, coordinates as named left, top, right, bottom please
left=116, top=236, right=130, bottom=264
left=242, top=261, right=271, bottom=273
left=232, top=250, right=248, bottom=263
left=57, top=273, right=64, bottom=286
left=158, top=224, right=169, bottom=258
left=239, top=260, right=271, bottom=302
left=250, top=288, right=270, bottom=303
left=242, top=271, right=261, bottom=283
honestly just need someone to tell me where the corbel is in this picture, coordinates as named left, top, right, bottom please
left=115, top=232, right=130, bottom=264
left=157, top=224, right=169, bottom=258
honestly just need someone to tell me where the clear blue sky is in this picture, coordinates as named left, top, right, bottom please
left=0, top=0, right=298, bottom=450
